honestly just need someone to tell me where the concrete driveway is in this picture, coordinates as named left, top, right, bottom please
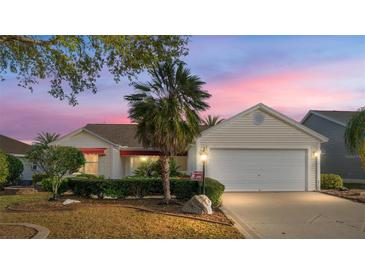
left=222, top=192, right=365, bottom=239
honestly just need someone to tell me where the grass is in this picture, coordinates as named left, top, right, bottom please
left=0, top=193, right=243, bottom=239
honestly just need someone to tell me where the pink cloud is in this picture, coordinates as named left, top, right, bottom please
left=204, top=60, right=365, bottom=120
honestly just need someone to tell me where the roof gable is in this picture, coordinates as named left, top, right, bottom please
left=51, top=128, right=119, bottom=147
left=200, top=103, right=328, bottom=142
left=301, top=110, right=356, bottom=127
left=0, top=135, right=31, bottom=155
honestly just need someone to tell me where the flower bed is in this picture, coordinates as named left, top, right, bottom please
left=321, top=189, right=365, bottom=203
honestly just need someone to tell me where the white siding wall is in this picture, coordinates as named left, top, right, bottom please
left=52, top=131, right=114, bottom=178
left=194, top=110, right=321, bottom=191
left=19, top=157, right=34, bottom=181
left=187, top=145, right=197, bottom=175
left=111, top=147, right=123, bottom=179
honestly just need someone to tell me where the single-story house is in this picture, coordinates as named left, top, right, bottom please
left=52, top=103, right=328, bottom=191
left=0, top=134, right=35, bottom=183
left=301, top=110, right=365, bottom=183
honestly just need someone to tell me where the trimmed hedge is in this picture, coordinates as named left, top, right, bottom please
left=66, top=177, right=225, bottom=207
left=74, top=173, right=104, bottom=179
left=321, top=173, right=343, bottom=189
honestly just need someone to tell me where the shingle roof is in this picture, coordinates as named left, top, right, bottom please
left=84, top=124, right=143, bottom=147
left=311, top=110, right=357, bottom=125
left=84, top=124, right=209, bottom=147
left=0, top=135, right=31, bottom=155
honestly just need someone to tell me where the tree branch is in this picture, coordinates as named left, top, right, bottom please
left=0, top=35, right=60, bottom=46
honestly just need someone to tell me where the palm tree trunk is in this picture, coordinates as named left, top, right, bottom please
left=160, top=155, right=171, bottom=203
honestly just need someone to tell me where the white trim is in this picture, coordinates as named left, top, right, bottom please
left=301, top=111, right=347, bottom=127
left=50, top=127, right=120, bottom=148
left=316, top=143, right=321, bottom=191
left=200, top=103, right=329, bottom=142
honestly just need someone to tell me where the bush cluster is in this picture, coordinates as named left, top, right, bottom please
left=0, top=151, right=9, bottom=189
left=133, top=158, right=182, bottom=177
left=5, top=154, right=24, bottom=184
left=32, top=173, right=49, bottom=184
left=0, top=150, right=24, bottom=188
left=65, top=176, right=225, bottom=207
left=321, top=173, right=343, bottom=189
left=41, top=178, right=70, bottom=194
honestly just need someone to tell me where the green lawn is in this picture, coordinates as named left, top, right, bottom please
left=0, top=193, right=243, bottom=239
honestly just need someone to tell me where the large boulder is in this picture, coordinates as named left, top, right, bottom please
left=182, top=195, right=213, bottom=215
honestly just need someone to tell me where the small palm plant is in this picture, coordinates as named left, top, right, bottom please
left=344, top=108, right=365, bottom=168
left=125, top=60, right=211, bottom=203
left=34, top=132, right=60, bottom=147
left=203, top=115, right=224, bottom=127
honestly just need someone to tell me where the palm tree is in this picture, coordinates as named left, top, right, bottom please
left=34, top=132, right=60, bottom=147
left=203, top=115, right=224, bottom=127
left=125, top=60, right=211, bottom=203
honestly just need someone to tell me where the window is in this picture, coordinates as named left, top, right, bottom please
left=80, top=154, right=99, bottom=175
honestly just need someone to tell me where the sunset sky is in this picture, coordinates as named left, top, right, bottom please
left=2, top=35, right=365, bottom=143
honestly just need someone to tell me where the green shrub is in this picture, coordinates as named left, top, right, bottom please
left=5, top=154, right=23, bottom=184
left=41, top=178, right=70, bottom=194
left=32, top=173, right=49, bottom=184
left=321, top=174, right=343, bottom=189
left=172, top=179, right=199, bottom=200
left=67, top=176, right=225, bottom=207
left=0, top=150, right=9, bottom=189
left=205, top=178, right=225, bottom=207
left=133, top=160, right=158, bottom=177
left=74, top=173, right=104, bottom=179
left=133, top=158, right=182, bottom=177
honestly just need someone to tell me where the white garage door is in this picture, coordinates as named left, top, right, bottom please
left=207, top=149, right=306, bottom=191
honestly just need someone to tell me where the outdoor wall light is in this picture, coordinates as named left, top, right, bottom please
left=141, top=156, right=147, bottom=162
left=313, top=151, right=321, bottom=158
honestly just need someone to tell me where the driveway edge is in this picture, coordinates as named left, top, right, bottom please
left=220, top=206, right=261, bottom=239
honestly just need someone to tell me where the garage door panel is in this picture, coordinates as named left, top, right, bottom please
left=207, top=149, right=306, bottom=191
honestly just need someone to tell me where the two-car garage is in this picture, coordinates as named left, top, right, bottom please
left=193, top=104, right=328, bottom=192
left=207, top=149, right=307, bottom=191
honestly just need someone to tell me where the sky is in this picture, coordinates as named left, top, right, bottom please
left=1, top=35, right=365, bottom=143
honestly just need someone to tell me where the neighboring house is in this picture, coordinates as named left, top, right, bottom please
left=52, top=103, right=328, bottom=191
left=301, top=110, right=365, bottom=183
left=0, top=134, right=35, bottom=183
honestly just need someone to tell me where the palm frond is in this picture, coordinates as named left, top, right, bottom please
left=124, top=60, right=211, bottom=155
left=203, top=115, right=224, bottom=127
left=35, top=132, right=60, bottom=146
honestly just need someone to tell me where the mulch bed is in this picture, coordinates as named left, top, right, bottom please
left=321, top=189, right=365, bottom=203
left=7, top=196, right=234, bottom=226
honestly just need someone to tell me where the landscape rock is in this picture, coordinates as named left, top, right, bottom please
left=90, top=194, right=99, bottom=199
left=63, top=199, right=81, bottom=205
left=103, top=195, right=117, bottom=200
left=182, top=195, right=213, bottom=215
